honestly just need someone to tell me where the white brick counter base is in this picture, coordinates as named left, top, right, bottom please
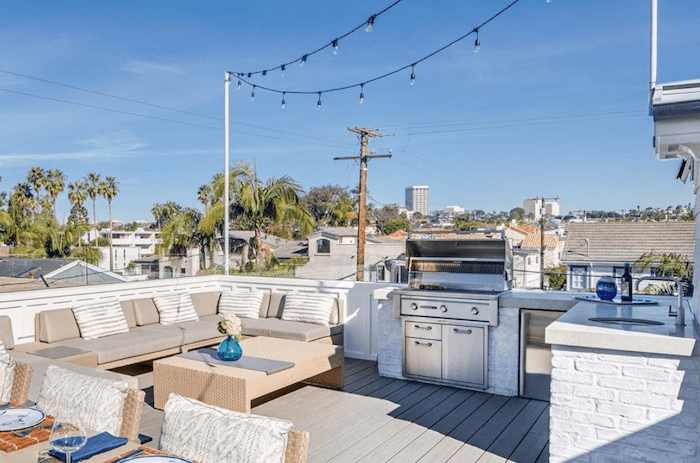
left=550, top=345, right=700, bottom=463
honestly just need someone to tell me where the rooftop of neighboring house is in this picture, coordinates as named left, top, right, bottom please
left=0, top=276, right=84, bottom=293
left=0, top=257, right=77, bottom=278
left=520, top=232, right=559, bottom=250
left=309, top=227, right=400, bottom=245
left=562, top=221, right=695, bottom=263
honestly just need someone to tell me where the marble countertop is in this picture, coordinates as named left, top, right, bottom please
left=545, top=300, right=698, bottom=356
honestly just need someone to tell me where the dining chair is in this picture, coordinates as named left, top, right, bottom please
left=160, top=393, right=310, bottom=463
left=8, top=362, right=33, bottom=405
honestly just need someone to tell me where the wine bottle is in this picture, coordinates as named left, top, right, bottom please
left=620, top=263, right=633, bottom=302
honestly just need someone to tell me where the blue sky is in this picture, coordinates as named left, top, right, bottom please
left=1, top=0, right=699, bottom=223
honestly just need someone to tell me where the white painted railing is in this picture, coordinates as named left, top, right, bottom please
left=0, top=275, right=402, bottom=360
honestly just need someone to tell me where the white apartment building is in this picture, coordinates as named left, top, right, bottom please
left=405, top=185, right=429, bottom=215
left=523, top=198, right=560, bottom=220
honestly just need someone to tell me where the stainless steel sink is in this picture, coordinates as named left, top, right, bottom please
left=589, top=317, right=664, bottom=326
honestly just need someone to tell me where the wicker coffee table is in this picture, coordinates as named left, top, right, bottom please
left=153, top=336, right=344, bottom=413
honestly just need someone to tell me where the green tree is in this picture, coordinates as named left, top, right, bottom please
left=85, top=172, right=101, bottom=240
left=332, top=192, right=357, bottom=227
left=159, top=208, right=204, bottom=270
left=99, top=176, right=119, bottom=271
left=198, top=184, right=212, bottom=214
left=545, top=264, right=568, bottom=290
left=382, top=218, right=410, bottom=235
left=45, top=169, right=66, bottom=219
left=303, top=184, right=350, bottom=226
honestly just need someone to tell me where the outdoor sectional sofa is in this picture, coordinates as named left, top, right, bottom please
left=17, top=290, right=345, bottom=370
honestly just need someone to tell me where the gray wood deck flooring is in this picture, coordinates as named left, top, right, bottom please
left=252, top=358, right=550, bottom=463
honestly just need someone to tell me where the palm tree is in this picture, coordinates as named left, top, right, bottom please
left=99, top=176, right=119, bottom=271
left=45, top=169, right=66, bottom=219
left=85, top=172, right=101, bottom=242
left=230, top=161, right=313, bottom=266
left=68, top=181, right=88, bottom=245
left=26, top=167, right=45, bottom=213
left=197, top=184, right=212, bottom=214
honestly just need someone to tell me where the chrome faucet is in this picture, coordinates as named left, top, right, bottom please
left=635, top=276, right=685, bottom=326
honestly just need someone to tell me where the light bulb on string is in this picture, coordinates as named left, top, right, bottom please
left=262, top=70, right=267, bottom=80
left=247, top=73, right=251, bottom=78
left=317, top=92, right=322, bottom=110
left=332, top=39, right=339, bottom=55
left=237, top=80, right=242, bottom=90
left=281, top=93, right=286, bottom=110
left=251, top=86, right=256, bottom=101
left=410, top=65, right=416, bottom=85
left=474, top=30, right=481, bottom=53
left=359, top=84, right=365, bottom=104
left=366, top=15, right=375, bottom=32
left=281, top=64, right=286, bottom=77
left=300, top=55, right=307, bottom=68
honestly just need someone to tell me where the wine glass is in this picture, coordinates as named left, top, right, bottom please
left=49, top=411, right=87, bottom=463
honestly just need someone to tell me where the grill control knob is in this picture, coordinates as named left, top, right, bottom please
left=440, top=305, right=448, bottom=313
left=471, top=307, right=479, bottom=315
left=410, top=303, right=418, bottom=310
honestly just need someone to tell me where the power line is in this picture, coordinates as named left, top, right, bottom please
left=0, top=87, right=351, bottom=149
left=231, top=0, right=524, bottom=101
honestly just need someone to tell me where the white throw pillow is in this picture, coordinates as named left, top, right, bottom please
left=37, top=365, right=129, bottom=435
left=160, top=393, right=293, bottom=463
left=218, top=291, right=265, bottom=319
left=281, top=293, right=336, bottom=327
left=0, top=338, right=15, bottom=403
left=72, top=299, right=130, bottom=340
left=153, top=293, right=199, bottom=325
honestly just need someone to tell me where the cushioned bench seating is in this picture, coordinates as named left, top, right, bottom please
left=24, top=290, right=344, bottom=370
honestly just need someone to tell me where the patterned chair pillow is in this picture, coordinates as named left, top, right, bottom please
left=0, top=338, right=14, bottom=403
left=153, top=293, right=199, bottom=325
left=37, top=365, right=129, bottom=435
left=72, top=299, right=130, bottom=340
left=160, top=393, right=293, bottom=463
left=218, top=291, right=265, bottom=319
left=281, top=293, right=336, bottom=327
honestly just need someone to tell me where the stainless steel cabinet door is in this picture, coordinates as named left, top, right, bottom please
left=442, top=324, right=486, bottom=387
left=404, top=337, right=442, bottom=378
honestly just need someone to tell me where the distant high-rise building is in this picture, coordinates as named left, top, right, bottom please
left=406, top=186, right=429, bottom=215
left=523, top=198, right=560, bottom=220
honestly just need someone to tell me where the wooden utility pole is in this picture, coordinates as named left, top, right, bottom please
left=540, top=198, right=546, bottom=290
left=334, top=127, right=390, bottom=281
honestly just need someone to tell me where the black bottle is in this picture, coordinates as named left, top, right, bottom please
left=620, top=263, right=633, bottom=302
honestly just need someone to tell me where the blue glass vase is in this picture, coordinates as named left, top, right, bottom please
left=217, top=335, right=243, bottom=361
left=596, top=276, right=617, bottom=301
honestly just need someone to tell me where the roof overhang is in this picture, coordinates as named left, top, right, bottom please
left=651, top=80, right=700, bottom=161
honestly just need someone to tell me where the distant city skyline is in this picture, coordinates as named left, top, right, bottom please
left=1, top=1, right=699, bottom=223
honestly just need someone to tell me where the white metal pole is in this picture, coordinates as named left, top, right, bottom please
left=224, top=71, right=230, bottom=275
left=650, top=0, right=658, bottom=91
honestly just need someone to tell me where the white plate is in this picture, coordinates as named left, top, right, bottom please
left=0, top=407, right=46, bottom=431
left=123, top=456, right=193, bottom=462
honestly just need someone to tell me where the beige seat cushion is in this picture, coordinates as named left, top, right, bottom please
left=152, top=320, right=224, bottom=345
left=119, top=300, right=137, bottom=328
left=0, top=316, right=14, bottom=350
left=132, top=298, right=160, bottom=326
left=241, top=318, right=341, bottom=342
left=38, top=309, right=81, bottom=343
left=190, top=291, right=222, bottom=317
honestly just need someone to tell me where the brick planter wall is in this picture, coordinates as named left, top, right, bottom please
left=550, top=345, right=700, bottom=462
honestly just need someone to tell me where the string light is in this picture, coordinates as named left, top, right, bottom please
left=237, top=79, right=242, bottom=90
left=232, top=0, right=524, bottom=109
left=281, top=64, right=286, bottom=76
left=359, top=84, right=365, bottom=104
left=251, top=85, right=256, bottom=101
left=281, top=92, right=286, bottom=109
left=366, top=15, right=376, bottom=33
left=332, top=39, right=339, bottom=55
left=262, top=70, right=267, bottom=79
left=247, top=73, right=251, bottom=78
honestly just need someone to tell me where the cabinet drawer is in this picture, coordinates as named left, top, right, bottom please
left=405, top=320, right=441, bottom=340
left=442, top=324, right=487, bottom=387
left=404, top=337, right=442, bottom=379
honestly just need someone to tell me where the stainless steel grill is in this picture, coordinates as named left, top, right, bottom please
left=396, top=230, right=513, bottom=391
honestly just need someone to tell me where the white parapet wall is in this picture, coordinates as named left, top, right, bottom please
left=0, top=274, right=398, bottom=361
left=550, top=345, right=700, bottom=462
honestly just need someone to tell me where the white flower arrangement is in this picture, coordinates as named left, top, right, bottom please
left=218, top=313, right=243, bottom=341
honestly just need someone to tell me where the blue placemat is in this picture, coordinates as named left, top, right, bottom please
left=180, top=348, right=295, bottom=375
left=49, top=431, right=127, bottom=463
